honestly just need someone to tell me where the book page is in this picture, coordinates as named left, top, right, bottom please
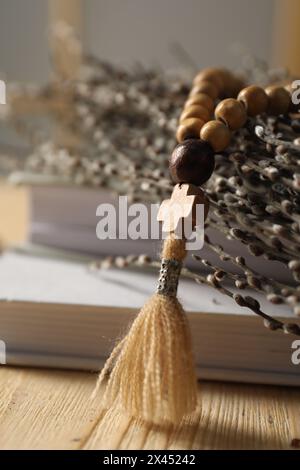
left=0, top=250, right=293, bottom=318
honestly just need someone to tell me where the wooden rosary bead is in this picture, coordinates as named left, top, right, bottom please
left=225, top=76, right=245, bottom=98
left=218, top=69, right=237, bottom=96
left=193, top=68, right=245, bottom=98
left=284, top=83, right=299, bottom=113
left=237, top=85, right=269, bottom=117
left=193, top=67, right=224, bottom=93
left=190, top=80, right=219, bottom=100
left=284, top=83, right=294, bottom=95
left=184, top=93, right=214, bottom=113
left=180, top=104, right=211, bottom=123
left=265, top=85, right=290, bottom=115
left=200, top=120, right=231, bottom=152
left=176, top=118, right=205, bottom=142
left=169, top=139, right=215, bottom=186
left=215, top=98, right=247, bottom=130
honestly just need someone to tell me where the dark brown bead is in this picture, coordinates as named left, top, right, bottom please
left=169, top=139, right=215, bottom=186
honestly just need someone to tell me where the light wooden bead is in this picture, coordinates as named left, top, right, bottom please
left=184, top=93, right=214, bottom=113
left=284, top=83, right=294, bottom=94
left=180, top=104, right=210, bottom=123
left=218, top=69, right=236, bottom=96
left=200, top=120, right=231, bottom=152
left=194, top=68, right=244, bottom=97
left=215, top=98, right=247, bottom=130
left=265, top=85, right=290, bottom=115
left=238, top=85, right=268, bottom=117
left=190, top=80, right=219, bottom=100
left=193, top=68, right=224, bottom=93
left=225, top=76, right=245, bottom=98
left=284, top=83, right=299, bottom=113
left=176, top=118, right=205, bottom=142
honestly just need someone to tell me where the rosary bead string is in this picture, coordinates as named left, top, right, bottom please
left=171, top=68, right=296, bottom=190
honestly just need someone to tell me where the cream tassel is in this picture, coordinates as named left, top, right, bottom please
left=94, top=235, right=198, bottom=425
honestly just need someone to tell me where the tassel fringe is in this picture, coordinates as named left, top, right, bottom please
left=94, top=235, right=198, bottom=424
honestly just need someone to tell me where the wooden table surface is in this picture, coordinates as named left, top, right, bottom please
left=0, top=183, right=300, bottom=450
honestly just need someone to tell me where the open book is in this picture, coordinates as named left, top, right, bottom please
left=0, top=247, right=299, bottom=386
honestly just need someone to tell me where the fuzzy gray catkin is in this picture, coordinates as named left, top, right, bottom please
left=94, top=235, right=198, bottom=425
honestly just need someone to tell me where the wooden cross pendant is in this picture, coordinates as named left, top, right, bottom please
left=157, top=183, right=209, bottom=233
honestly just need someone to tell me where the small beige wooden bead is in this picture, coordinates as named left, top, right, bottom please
left=180, top=104, right=211, bottom=123
left=284, top=83, right=294, bottom=94
left=284, top=83, right=299, bottom=112
left=265, top=85, right=290, bottom=115
left=190, top=80, right=219, bottom=100
left=176, top=118, right=205, bottom=142
left=215, top=98, right=247, bottom=130
left=200, top=120, right=231, bottom=152
left=193, top=68, right=224, bottom=93
left=194, top=68, right=244, bottom=97
left=218, top=69, right=236, bottom=95
left=184, top=93, right=214, bottom=113
left=225, top=76, right=245, bottom=98
left=238, top=85, right=269, bottom=116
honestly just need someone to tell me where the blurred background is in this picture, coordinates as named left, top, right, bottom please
left=0, top=0, right=299, bottom=83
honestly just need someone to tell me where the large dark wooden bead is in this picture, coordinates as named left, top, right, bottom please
left=169, top=139, right=215, bottom=186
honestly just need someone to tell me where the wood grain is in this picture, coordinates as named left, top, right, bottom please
left=0, top=367, right=102, bottom=450
left=0, top=367, right=299, bottom=450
